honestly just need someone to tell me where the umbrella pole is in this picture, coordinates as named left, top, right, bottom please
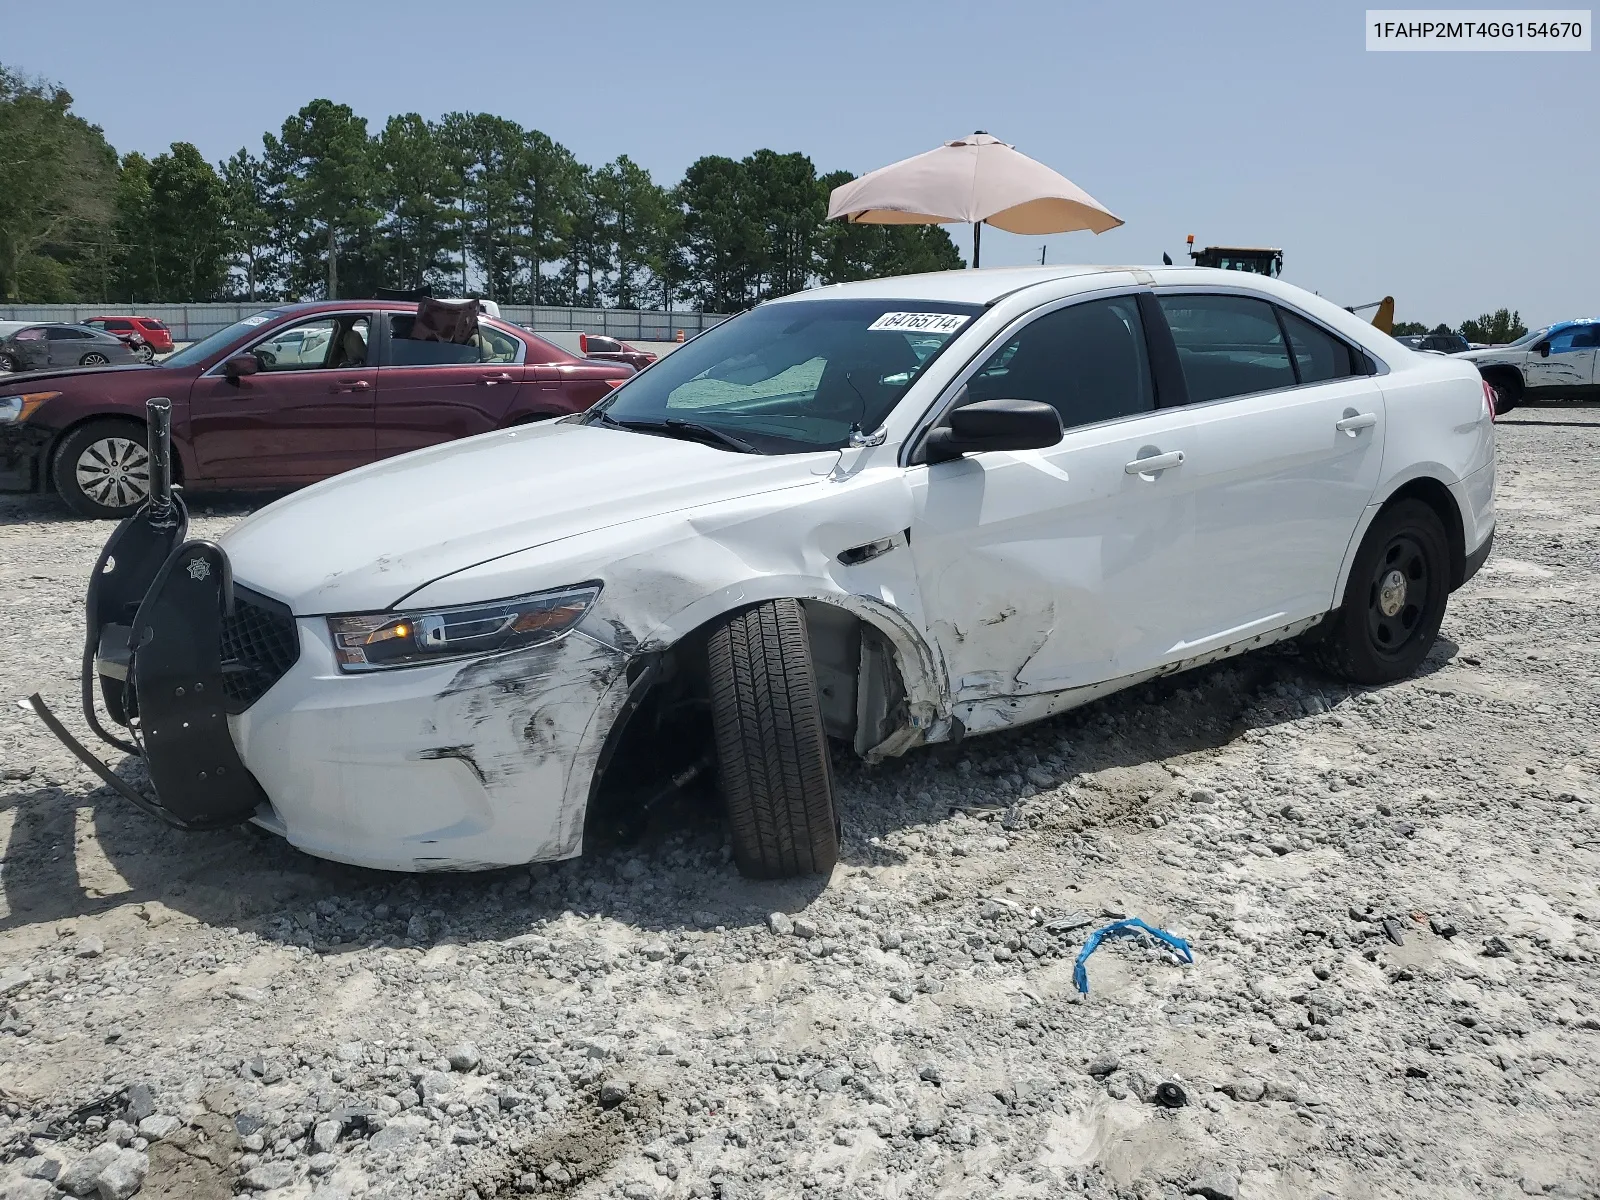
left=972, top=220, right=982, bottom=269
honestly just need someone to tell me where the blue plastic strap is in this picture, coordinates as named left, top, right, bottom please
left=1072, top=918, right=1195, bottom=995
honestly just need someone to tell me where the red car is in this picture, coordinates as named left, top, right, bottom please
left=83, top=315, right=176, bottom=360
left=0, top=300, right=633, bottom=518
left=579, top=333, right=658, bottom=371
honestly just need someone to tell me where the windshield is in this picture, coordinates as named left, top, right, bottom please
left=587, top=299, right=981, bottom=453
left=163, top=310, right=283, bottom=368
left=0, top=322, right=28, bottom=338
left=1505, top=326, right=1549, bottom=348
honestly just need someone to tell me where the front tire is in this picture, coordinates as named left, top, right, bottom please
left=707, top=599, right=839, bottom=879
left=1309, top=499, right=1450, bottom=685
left=0, top=353, right=17, bottom=372
left=52, top=419, right=152, bottom=519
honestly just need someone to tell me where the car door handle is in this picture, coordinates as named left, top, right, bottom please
left=1336, top=411, right=1377, bottom=435
left=328, top=380, right=371, bottom=394
left=481, top=372, right=515, bottom=385
left=1125, top=450, right=1185, bottom=475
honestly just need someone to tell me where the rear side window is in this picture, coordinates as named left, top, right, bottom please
left=140, top=319, right=168, bottom=331
left=1157, top=294, right=1296, bottom=402
left=387, top=316, right=521, bottom=365
left=965, top=295, right=1154, bottom=430
left=105, top=319, right=135, bottom=332
left=1280, top=309, right=1358, bottom=384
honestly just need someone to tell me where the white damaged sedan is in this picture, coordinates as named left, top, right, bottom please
left=39, top=266, right=1496, bottom=878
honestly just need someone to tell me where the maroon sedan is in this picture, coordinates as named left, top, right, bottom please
left=0, top=300, right=632, bottom=518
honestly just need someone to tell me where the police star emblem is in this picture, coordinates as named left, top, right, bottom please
left=187, top=557, right=211, bottom=582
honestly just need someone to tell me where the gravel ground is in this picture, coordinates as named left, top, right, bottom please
left=1, top=406, right=1597, bottom=1200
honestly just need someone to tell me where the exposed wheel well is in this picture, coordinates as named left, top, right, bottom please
left=1380, top=477, right=1466, bottom=588
left=582, top=599, right=908, bottom=844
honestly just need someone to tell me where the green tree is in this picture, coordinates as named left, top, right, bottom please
left=220, top=148, right=276, bottom=300
left=561, top=168, right=613, bottom=308
left=1389, top=321, right=1428, bottom=336
left=1460, top=309, right=1527, bottom=345
left=679, top=155, right=763, bottom=312
left=373, top=114, right=460, bottom=291
left=439, top=112, right=535, bottom=302
left=518, top=130, right=581, bottom=305
left=110, top=152, right=156, bottom=300
left=264, top=99, right=378, bottom=299
left=645, top=186, right=691, bottom=310
left=138, top=142, right=230, bottom=300
left=593, top=155, right=670, bottom=309
left=0, top=65, right=118, bottom=302
left=744, top=149, right=824, bottom=298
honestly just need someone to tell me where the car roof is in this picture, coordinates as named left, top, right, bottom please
left=1550, top=317, right=1599, bottom=332
left=771, top=264, right=1331, bottom=308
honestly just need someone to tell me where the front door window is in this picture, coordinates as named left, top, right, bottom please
left=249, top=316, right=369, bottom=371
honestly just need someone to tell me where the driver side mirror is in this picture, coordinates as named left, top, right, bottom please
left=223, top=353, right=259, bottom=380
left=924, top=398, right=1064, bottom=464
left=1536, top=341, right=1551, bottom=357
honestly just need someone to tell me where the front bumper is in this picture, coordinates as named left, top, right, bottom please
left=0, top=422, right=50, bottom=491
left=231, top=608, right=637, bottom=871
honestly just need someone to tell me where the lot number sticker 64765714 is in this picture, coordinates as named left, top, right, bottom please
left=867, top=312, right=972, bottom=334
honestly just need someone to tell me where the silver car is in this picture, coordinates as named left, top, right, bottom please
left=0, top=322, right=141, bottom=373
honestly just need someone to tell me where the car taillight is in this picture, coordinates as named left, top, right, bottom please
left=579, top=333, right=590, bottom=355
left=1482, top=379, right=1498, bottom=421
left=604, top=378, right=625, bottom=390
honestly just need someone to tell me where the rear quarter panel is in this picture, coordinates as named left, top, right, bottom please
left=1330, top=351, right=1495, bottom=597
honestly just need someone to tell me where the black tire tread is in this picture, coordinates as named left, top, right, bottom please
left=707, top=599, right=838, bottom=879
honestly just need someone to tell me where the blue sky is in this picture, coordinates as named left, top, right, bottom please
left=7, top=0, right=1595, bottom=325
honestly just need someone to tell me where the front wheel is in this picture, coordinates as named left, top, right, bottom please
left=1308, top=499, right=1450, bottom=685
left=52, top=419, right=152, bottom=519
left=707, top=599, right=839, bottom=879
left=0, top=353, right=17, bottom=372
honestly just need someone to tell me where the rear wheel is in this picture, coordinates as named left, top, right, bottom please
left=52, top=419, right=151, bottom=519
left=79, top=352, right=111, bottom=367
left=1308, top=499, right=1450, bottom=685
left=1486, top=368, right=1522, bottom=414
left=707, top=599, right=839, bottom=879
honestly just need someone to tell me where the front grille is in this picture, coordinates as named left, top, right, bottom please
left=220, top=587, right=300, bottom=712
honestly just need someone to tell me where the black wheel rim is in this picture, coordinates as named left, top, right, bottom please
left=1365, top=533, right=1430, bottom=657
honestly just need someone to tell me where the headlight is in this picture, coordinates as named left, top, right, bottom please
left=327, top=582, right=602, bottom=672
left=0, top=392, right=60, bottom=423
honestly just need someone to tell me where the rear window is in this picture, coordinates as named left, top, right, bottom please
left=1157, top=294, right=1297, bottom=403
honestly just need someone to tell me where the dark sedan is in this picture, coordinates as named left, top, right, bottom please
left=0, top=301, right=633, bottom=518
left=0, top=322, right=141, bottom=374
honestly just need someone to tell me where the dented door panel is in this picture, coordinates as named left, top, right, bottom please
left=906, top=407, right=1197, bottom=707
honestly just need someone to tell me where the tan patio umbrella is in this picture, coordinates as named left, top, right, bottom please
left=826, top=132, right=1123, bottom=267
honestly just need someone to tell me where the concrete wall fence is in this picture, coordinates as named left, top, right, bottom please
left=0, top=303, right=730, bottom=343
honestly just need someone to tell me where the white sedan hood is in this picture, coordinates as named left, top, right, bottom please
left=221, top=421, right=837, bottom=614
